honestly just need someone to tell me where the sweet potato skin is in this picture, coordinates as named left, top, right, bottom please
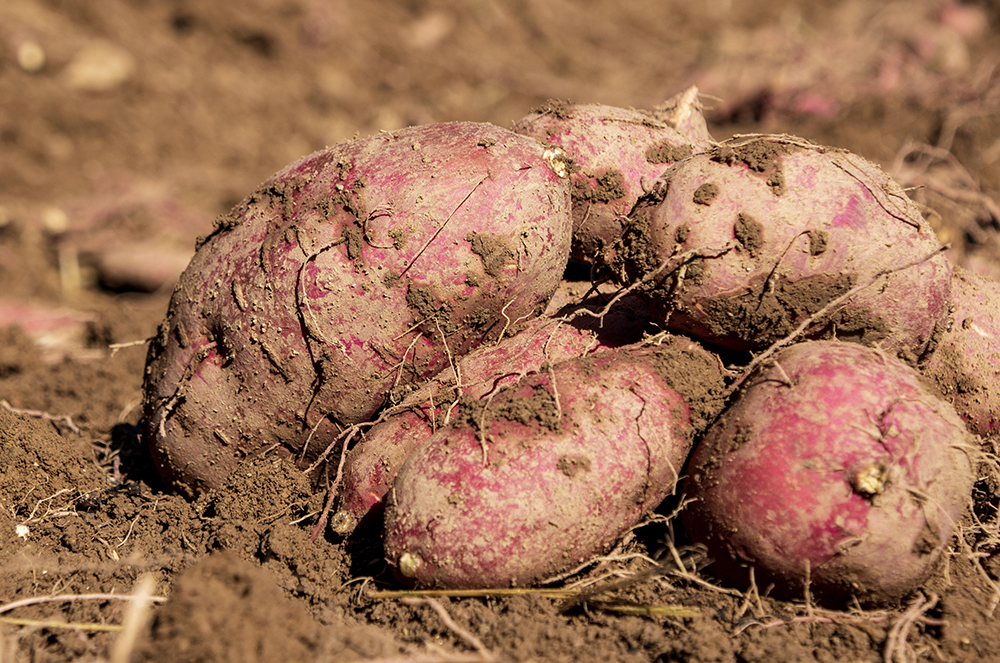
left=615, top=136, right=951, bottom=358
left=513, top=93, right=710, bottom=266
left=923, top=266, right=1000, bottom=438
left=382, top=337, right=727, bottom=588
left=142, top=122, right=572, bottom=496
left=683, top=341, right=976, bottom=606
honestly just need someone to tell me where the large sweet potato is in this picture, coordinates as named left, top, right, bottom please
left=142, top=122, right=572, bottom=496
left=513, top=87, right=712, bottom=266
left=683, top=341, right=976, bottom=606
left=614, top=135, right=951, bottom=359
left=923, top=266, right=1000, bottom=438
left=382, top=336, right=727, bottom=588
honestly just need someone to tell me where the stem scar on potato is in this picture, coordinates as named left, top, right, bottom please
left=850, top=463, right=889, bottom=497
left=329, top=511, right=355, bottom=536
left=397, top=552, right=423, bottom=578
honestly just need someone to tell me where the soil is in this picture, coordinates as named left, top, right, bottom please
left=2, top=0, right=1000, bottom=661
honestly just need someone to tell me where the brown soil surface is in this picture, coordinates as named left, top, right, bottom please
left=2, top=1, right=1000, bottom=661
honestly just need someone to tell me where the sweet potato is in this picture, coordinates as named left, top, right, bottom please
left=513, top=87, right=712, bottom=266
left=614, top=135, right=951, bottom=358
left=332, top=316, right=605, bottom=535
left=333, top=287, right=667, bottom=536
left=142, top=122, right=572, bottom=496
left=382, top=336, right=727, bottom=588
left=923, top=265, right=1000, bottom=438
left=682, top=341, right=976, bottom=606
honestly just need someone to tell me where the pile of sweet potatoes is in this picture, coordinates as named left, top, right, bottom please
left=141, top=87, right=994, bottom=607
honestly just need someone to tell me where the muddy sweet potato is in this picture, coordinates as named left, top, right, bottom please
left=682, top=340, right=976, bottom=606
left=142, top=122, right=572, bottom=496
left=332, top=316, right=605, bottom=536
left=333, top=285, right=668, bottom=536
left=513, top=87, right=712, bottom=266
left=923, top=265, right=1000, bottom=438
left=382, top=336, right=727, bottom=588
left=614, top=135, right=951, bottom=358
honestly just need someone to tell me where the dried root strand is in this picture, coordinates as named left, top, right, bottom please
left=399, top=597, right=496, bottom=662
left=883, top=593, right=939, bottom=663
left=1, top=399, right=82, bottom=435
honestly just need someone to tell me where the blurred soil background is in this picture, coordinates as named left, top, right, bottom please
left=1, top=1, right=1000, bottom=661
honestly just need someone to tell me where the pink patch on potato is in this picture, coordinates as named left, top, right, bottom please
left=829, top=193, right=868, bottom=231
left=683, top=340, right=976, bottom=606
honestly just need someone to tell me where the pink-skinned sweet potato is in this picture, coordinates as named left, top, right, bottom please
left=614, top=135, right=951, bottom=358
left=382, top=335, right=727, bottom=588
left=142, top=122, right=572, bottom=497
left=334, top=287, right=667, bottom=536
left=682, top=340, right=976, bottom=606
left=332, top=316, right=605, bottom=535
left=923, top=265, right=1000, bottom=438
left=513, top=87, right=712, bottom=266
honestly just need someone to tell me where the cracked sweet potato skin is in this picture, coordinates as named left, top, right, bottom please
left=383, top=338, right=726, bottom=588
left=142, top=122, right=572, bottom=496
left=616, top=136, right=951, bottom=358
left=683, top=341, right=976, bottom=607
left=923, top=266, right=1000, bottom=438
